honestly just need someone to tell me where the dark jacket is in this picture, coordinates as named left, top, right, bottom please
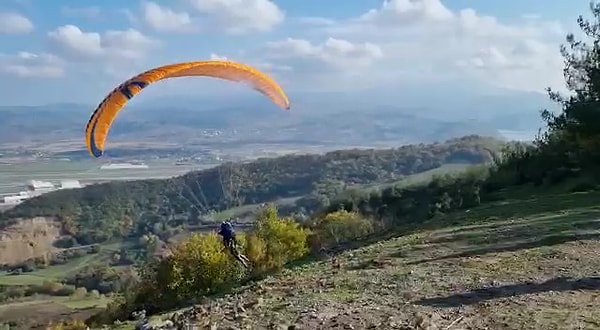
left=218, top=221, right=234, bottom=240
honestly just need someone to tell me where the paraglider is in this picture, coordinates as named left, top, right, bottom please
left=217, top=220, right=250, bottom=268
left=84, top=60, right=291, bottom=158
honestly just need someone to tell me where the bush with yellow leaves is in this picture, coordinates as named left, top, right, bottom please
left=99, top=232, right=248, bottom=319
left=95, top=205, right=310, bottom=323
left=45, top=319, right=87, bottom=330
left=163, top=232, right=246, bottom=300
left=244, top=204, right=310, bottom=273
left=309, top=210, right=376, bottom=251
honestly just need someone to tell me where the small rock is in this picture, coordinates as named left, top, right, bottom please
left=245, top=297, right=264, bottom=308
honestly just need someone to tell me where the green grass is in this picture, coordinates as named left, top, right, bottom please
left=208, top=164, right=473, bottom=223
left=0, top=295, right=110, bottom=310
left=58, top=295, right=111, bottom=309
left=0, top=241, right=127, bottom=286
left=396, top=163, right=474, bottom=187
left=358, top=163, right=474, bottom=192
left=208, top=197, right=300, bottom=221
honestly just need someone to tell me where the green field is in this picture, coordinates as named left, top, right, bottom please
left=0, top=159, right=213, bottom=194
left=207, top=196, right=301, bottom=221
left=0, top=242, right=126, bottom=286
left=0, top=242, right=124, bottom=329
left=355, top=163, right=473, bottom=192
left=0, top=295, right=110, bottom=310
left=0, top=295, right=110, bottom=329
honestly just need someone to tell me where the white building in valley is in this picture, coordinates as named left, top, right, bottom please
left=1, top=179, right=83, bottom=206
left=100, top=162, right=149, bottom=170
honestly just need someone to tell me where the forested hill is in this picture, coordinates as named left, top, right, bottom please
left=0, top=135, right=504, bottom=243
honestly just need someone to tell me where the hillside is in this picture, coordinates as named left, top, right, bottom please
left=0, top=135, right=503, bottom=249
left=107, top=190, right=600, bottom=330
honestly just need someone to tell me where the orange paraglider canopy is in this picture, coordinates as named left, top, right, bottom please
left=85, top=60, right=290, bottom=158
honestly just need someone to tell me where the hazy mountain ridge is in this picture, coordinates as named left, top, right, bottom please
left=0, top=103, right=503, bottom=149
left=0, top=87, right=553, bottom=151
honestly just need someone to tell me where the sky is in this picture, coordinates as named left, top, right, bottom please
left=0, top=0, right=591, bottom=106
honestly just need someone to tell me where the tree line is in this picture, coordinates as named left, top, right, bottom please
left=322, top=3, right=600, bottom=231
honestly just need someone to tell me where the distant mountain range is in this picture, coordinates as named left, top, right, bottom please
left=0, top=87, right=556, bottom=154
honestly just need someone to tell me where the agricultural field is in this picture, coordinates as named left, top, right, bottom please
left=0, top=242, right=127, bottom=329
left=0, top=295, right=111, bottom=329
left=0, top=159, right=209, bottom=195
left=0, top=242, right=126, bottom=287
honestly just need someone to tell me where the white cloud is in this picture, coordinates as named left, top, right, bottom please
left=188, top=0, right=284, bottom=34
left=306, top=0, right=566, bottom=93
left=357, top=0, right=453, bottom=26
left=264, top=38, right=383, bottom=70
left=0, top=52, right=64, bottom=78
left=47, top=25, right=160, bottom=62
left=140, top=2, right=195, bottom=33
left=60, top=6, right=101, bottom=19
left=457, top=39, right=564, bottom=93
left=209, top=53, right=229, bottom=60
left=102, top=29, right=161, bottom=60
left=255, top=38, right=383, bottom=89
left=0, top=12, right=33, bottom=34
left=208, top=52, right=291, bottom=73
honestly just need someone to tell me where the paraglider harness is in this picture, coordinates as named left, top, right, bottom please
left=218, top=220, right=249, bottom=268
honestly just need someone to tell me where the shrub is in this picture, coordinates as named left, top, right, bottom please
left=27, top=281, right=76, bottom=296
left=46, top=319, right=88, bottom=330
left=95, top=205, right=310, bottom=323
left=163, top=232, right=245, bottom=300
left=54, top=284, right=76, bottom=296
left=87, top=289, right=100, bottom=299
left=54, top=235, right=78, bottom=248
left=245, top=205, right=309, bottom=273
left=5, top=286, right=25, bottom=299
left=310, top=210, right=376, bottom=251
left=71, top=287, right=87, bottom=299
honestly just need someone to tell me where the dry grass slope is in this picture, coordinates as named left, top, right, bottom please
left=134, top=199, right=600, bottom=329
left=0, top=217, right=61, bottom=265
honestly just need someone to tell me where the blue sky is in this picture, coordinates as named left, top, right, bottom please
left=0, top=0, right=590, bottom=106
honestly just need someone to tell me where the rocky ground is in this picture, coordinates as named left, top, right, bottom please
left=114, top=205, right=600, bottom=330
